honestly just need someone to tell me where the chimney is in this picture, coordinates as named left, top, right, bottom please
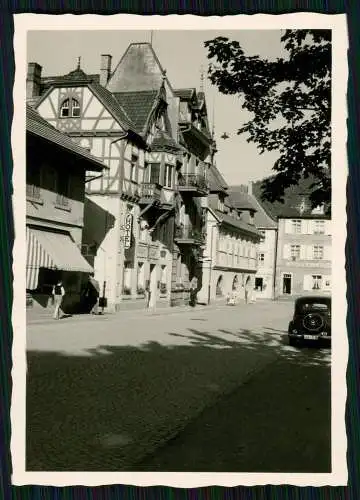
left=100, top=54, right=112, bottom=87
left=26, top=62, right=42, bottom=100
left=248, top=181, right=253, bottom=196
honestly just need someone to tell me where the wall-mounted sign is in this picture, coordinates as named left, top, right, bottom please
left=124, top=213, right=133, bottom=249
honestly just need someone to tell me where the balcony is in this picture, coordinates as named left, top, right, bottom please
left=54, top=193, right=71, bottom=211
left=174, top=225, right=205, bottom=246
left=177, top=173, right=208, bottom=196
left=26, top=184, right=43, bottom=204
left=139, top=182, right=162, bottom=205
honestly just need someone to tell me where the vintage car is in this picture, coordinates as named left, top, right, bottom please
left=288, top=295, right=331, bottom=346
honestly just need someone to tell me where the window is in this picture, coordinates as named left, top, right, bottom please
left=258, top=253, right=265, bottom=263
left=313, top=245, right=324, bottom=260
left=259, top=230, right=266, bottom=241
left=60, top=98, right=81, bottom=118
left=145, top=163, right=161, bottom=184
left=72, top=98, right=80, bottom=117
left=164, top=164, right=173, bottom=188
left=312, top=275, right=322, bottom=290
left=314, top=220, right=325, bottom=234
left=292, top=219, right=302, bottom=233
left=290, top=244, right=300, bottom=260
left=255, top=277, right=264, bottom=291
left=218, top=197, right=224, bottom=212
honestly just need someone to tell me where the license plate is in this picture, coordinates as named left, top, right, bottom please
left=304, top=335, right=319, bottom=340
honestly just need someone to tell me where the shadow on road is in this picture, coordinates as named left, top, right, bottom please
left=26, top=323, right=331, bottom=472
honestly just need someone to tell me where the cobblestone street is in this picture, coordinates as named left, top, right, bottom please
left=26, top=300, right=331, bottom=471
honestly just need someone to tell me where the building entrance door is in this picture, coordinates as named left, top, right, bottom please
left=283, top=273, right=292, bottom=294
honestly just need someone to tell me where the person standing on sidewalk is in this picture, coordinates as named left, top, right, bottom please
left=244, top=276, right=251, bottom=304
left=145, top=282, right=151, bottom=309
left=52, top=280, right=65, bottom=320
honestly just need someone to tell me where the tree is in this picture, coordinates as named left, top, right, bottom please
left=205, top=30, right=331, bottom=213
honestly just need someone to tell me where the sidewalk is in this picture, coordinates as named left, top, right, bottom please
left=26, top=301, right=226, bottom=325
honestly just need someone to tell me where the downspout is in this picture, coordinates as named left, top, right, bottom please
left=272, top=225, right=279, bottom=300
left=208, top=221, right=216, bottom=305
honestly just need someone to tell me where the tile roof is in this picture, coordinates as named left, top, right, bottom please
left=114, top=90, right=158, bottom=136
left=230, top=186, right=277, bottom=229
left=214, top=210, right=261, bottom=237
left=208, top=164, right=228, bottom=193
left=228, top=187, right=258, bottom=211
left=26, top=105, right=106, bottom=171
left=39, top=70, right=137, bottom=134
left=252, top=176, right=330, bottom=219
left=88, top=82, right=137, bottom=131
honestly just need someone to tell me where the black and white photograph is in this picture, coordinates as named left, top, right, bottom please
left=12, top=14, right=347, bottom=487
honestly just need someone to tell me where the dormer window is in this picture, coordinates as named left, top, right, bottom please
left=60, top=98, right=81, bottom=118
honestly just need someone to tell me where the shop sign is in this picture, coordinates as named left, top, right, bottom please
left=124, top=213, right=133, bottom=249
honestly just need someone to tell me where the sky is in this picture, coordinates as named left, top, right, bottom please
left=27, top=29, right=287, bottom=186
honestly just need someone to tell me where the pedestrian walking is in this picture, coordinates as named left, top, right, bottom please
left=189, top=277, right=198, bottom=307
left=52, top=280, right=65, bottom=320
left=244, top=276, right=251, bottom=304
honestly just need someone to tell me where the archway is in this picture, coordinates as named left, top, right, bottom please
left=232, top=275, right=239, bottom=291
left=216, top=275, right=224, bottom=297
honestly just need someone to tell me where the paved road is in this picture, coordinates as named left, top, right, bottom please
left=26, top=300, right=331, bottom=471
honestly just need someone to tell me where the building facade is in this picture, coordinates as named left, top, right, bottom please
left=197, top=165, right=261, bottom=304
left=28, top=43, right=212, bottom=311
left=229, top=183, right=278, bottom=299
left=275, top=214, right=332, bottom=297
left=26, top=104, right=106, bottom=311
left=251, top=177, right=332, bottom=299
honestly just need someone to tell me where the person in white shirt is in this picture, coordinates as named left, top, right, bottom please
left=52, top=280, right=65, bottom=320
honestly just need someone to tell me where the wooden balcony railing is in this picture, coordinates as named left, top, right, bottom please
left=140, top=182, right=162, bottom=203
left=174, top=225, right=205, bottom=244
left=26, top=184, right=41, bottom=200
left=177, top=173, right=208, bottom=193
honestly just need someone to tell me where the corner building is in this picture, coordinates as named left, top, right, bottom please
left=28, top=43, right=213, bottom=311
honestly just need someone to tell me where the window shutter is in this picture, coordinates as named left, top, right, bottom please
left=306, top=245, right=313, bottom=260
left=324, top=245, right=332, bottom=261
left=306, top=220, right=313, bottom=234
left=303, top=275, right=312, bottom=291
left=325, top=220, right=332, bottom=235
left=283, top=244, right=290, bottom=259
left=299, top=245, right=306, bottom=260
left=284, top=220, right=292, bottom=234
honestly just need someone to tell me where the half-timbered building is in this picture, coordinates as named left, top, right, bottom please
left=27, top=43, right=213, bottom=311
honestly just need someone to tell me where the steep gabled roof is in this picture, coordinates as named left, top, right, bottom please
left=252, top=176, right=330, bottom=220
left=36, top=67, right=138, bottom=134
left=26, top=104, right=106, bottom=171
left=208, top=164, right=228, bottom=193
left=88, top=82, right=137, bottom=132
left=114, top=90, right=158, bottom=136
left=214, top=210, right=261, bottom=238
left=229, top=185, right=277, bottom=229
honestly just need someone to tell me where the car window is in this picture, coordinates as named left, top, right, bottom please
left=301, top=302, right=329, bottom=312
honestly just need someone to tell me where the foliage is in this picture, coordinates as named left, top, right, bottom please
left=205, top=30, right=331, bottom=212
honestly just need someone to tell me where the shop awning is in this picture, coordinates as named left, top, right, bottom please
left=26, top=227, right=93, bottom=290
